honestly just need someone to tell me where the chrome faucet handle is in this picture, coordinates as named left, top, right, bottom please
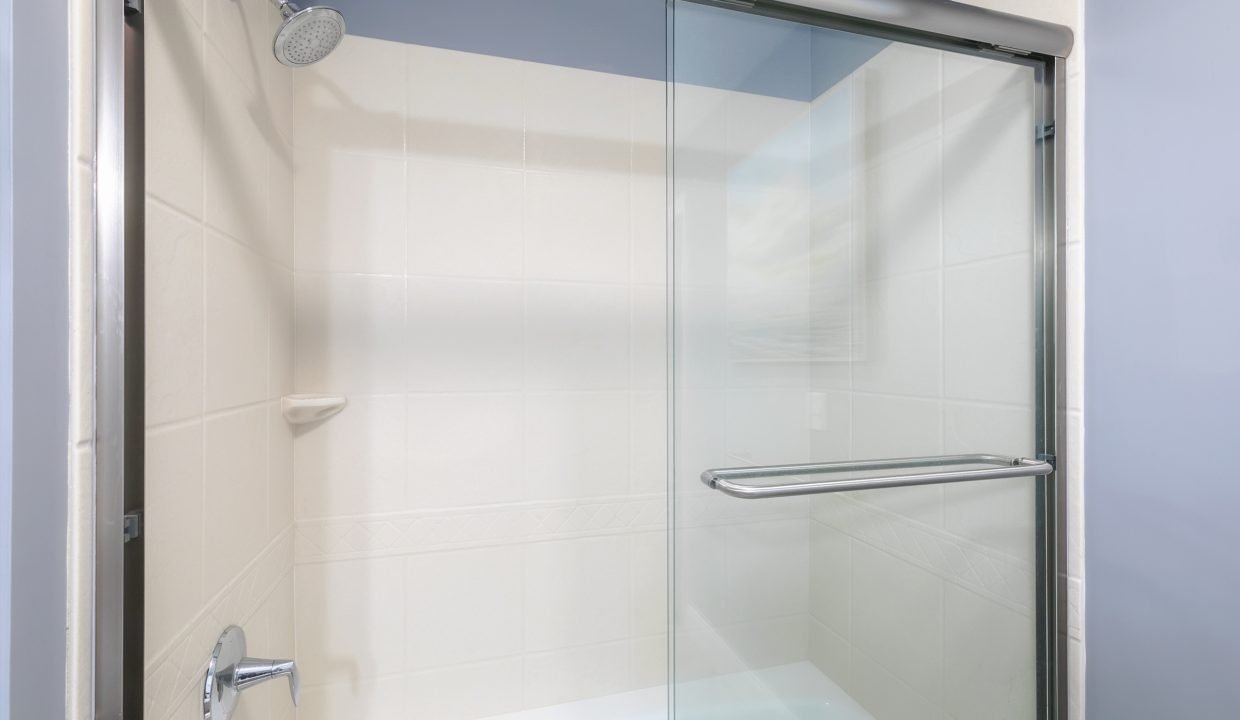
left=235, top=657, right=300, bottom=705
left=203, top=626, right=299, bottom=720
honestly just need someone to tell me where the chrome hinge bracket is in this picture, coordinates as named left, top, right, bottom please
left=123, top=510, right=144, bottom=543
left=1037, top=123, right=1056, bottom=141
left=992, top=44, right=1034, bottom=57
left=1037, top=453, right=1057, bottom=470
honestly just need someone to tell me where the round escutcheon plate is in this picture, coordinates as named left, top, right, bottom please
left=202, top=626, right=247, bottom=720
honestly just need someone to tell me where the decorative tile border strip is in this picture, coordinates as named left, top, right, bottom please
left=296, top=495, right=670, bottom=564
left=144, top=530, right=294, bottom=720
left=675, top=487, right=809, bottom=528
left=294, top=489, right=826, bottom=565
left=812, top=495, right=1036, bottom=616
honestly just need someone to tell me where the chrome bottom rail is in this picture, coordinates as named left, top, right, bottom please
left=701, top=453, right=1054, bottom=500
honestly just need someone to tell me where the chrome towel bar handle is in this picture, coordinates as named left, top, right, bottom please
left=700, top=453, right=1054, bottom=500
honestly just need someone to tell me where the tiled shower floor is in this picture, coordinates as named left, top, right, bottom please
left=482, top=662, right=874, bottom=720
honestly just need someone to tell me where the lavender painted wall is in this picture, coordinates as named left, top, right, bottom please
left=329, top=0, right=885, bottom=100
left=2, top=0, right=69, bottom=715
left=332, top=0, right=668, bottom=80
left=1086, top=0, right=1240, bottom=716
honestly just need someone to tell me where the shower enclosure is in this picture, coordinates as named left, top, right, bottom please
left=93, top=0, right=1071, bottom=718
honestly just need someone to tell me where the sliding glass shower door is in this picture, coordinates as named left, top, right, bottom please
left=670, top=3, right=1050, bottom=718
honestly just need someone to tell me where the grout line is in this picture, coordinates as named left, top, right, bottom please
left=293, top=268, right=665, bottom=289
left=296, top=633, right=654, bottom=692
left=294, top=491, right=669, bottom=526
left=294, top=526, right=672, bottom=566
left=146, top=398, right=275, bottom=434
left=941, top=247, right=1037, bottom=272
left=145, top=527, right=294, bottom=672
left=517, top=70, right=530, bottom=698
left=147, top=563, right=296, bottom=709
left=198, top=35, right=211, bottom=616
left=811, top=511, right=1035, bottom=618
left=937, top=50, right=949, bottom=530
left=850, top=389, right=1033, bottom=411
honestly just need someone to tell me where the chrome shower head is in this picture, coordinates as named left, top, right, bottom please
left=271, top=1, right=345, bottom=67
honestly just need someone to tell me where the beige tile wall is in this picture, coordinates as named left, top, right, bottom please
left=288, top=37, right=669, bottom=718
left=142, top=1, right=298, bottom=719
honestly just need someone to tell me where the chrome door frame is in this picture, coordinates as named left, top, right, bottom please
left=93, top=0, right=1071, bottom=716
left=674, top=2, right=1072, bottom=718
left=95, top=0, right=144, bottom=717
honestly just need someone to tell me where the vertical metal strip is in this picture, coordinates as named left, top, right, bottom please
left=665, top=3, right=677, bottom=717
left=1050, top=55, right=1070, bottom=720
left=122, top=4, right=146, bottom=717
left=93, top=0, right=125, bottom=712
left=0, top=0, right=13, bottom=712
left=1033, top=55, right=1067, bottom=720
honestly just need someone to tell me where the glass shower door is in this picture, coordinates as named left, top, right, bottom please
left=671, top=2, right=1046, bottom=718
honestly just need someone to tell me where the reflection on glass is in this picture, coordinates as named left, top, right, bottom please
left=672, top=1, right=1041, bottom=718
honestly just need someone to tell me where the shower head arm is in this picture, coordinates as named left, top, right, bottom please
left=268, top=0, right=301, bottom=18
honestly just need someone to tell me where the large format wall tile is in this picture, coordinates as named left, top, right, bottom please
left=407, top=159, right=524, bottom=279
left=145, top=5, right=298, bottom=718
left=204, top=407, right=270, bottom=598
left=524, top=536, right=632, bottom=652
left=145, top=1, right=205, bottom=218
left=294, top=395, right=407, bottom=520
left=524, top=62, right=633, bottom=174
left=145, top=423, right=206, bottom=658
left=293, top=150, right=408, bottom=275
left=202, top=44, right=269, bottom=248
left=145, top=202, right=205, bottom=426
left=294, top=557, right=406, bottom=685
left=943, top=584, right=1035, bottom=720
left=525, top=171, right=631, bottom=283
left=406, top=659, right=525, bottom=719
left=204, top=233, right=270, bottom=410
left=851, top=543, right=944, bottom=704
left=295, top=273, right=407, bottom=394
left=523, top=642, right=632, bottom=709
left=851, top=271, right=942, bottom=397
left=290, top=38, right=672, bottom=716
left=407, top=44, right=525, bottom=167
left=296, top=677, right=406, bottom=720
left=524, top=392, right=631, bottom=502
left=294, top=35, right=406, bottom=153
left=405, top=547, right=524, bottom=669
left=406, top=393, right=525, bottom=508
left=406, top=278, right=525, bottom=391
left=524, top=282, right=630, bottom=391
left=944, top=254, right=1034, bottom=405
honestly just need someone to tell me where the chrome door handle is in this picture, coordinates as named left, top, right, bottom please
left=701, top=453, right=1054, bottom=499
left=234, top=656, right=299, bottom=705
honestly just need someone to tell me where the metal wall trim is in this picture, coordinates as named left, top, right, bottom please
left=691, top=0, right=1074, bottom=57
left=94, top=0, right=144, bottom=716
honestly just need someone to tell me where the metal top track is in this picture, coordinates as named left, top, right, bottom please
left=694, top=0, right=1075, bottom=58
